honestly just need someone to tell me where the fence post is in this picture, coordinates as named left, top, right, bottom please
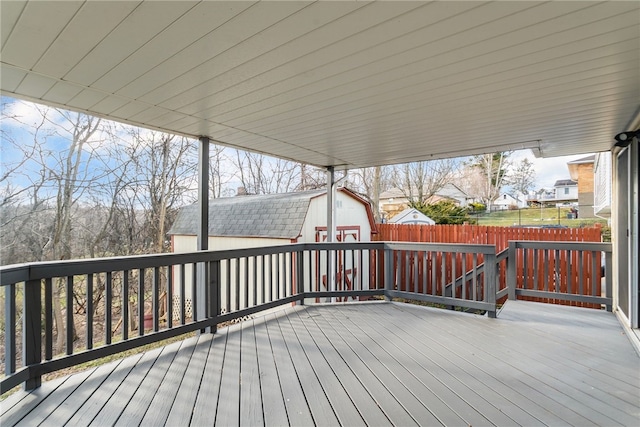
left=384, top=247, right=393, bottom=301
left=208, top=261, right=220, bottom=334
left=486, top=252, right=497, bottom=318
left=507, top=241, right=517, bottom=301
left=23, top=279, right=42, bottom=390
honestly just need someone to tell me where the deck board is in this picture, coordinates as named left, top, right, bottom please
left=2, top=300, right=639, bottom=427
left=189, top=329, right=227, bottom=426
left=164, top=334, right=211, bottom=426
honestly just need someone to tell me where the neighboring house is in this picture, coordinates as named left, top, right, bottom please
left=593, top=152, right=612, bottom=218
left=389, top=208, right=435, bottom=225
left=567, top=155, right=595, bottom=218
left=553, top=179, right=579, bottom=203
left=168, top=187, right=377, bottom=316
left=379, top=183, right=471, bottom=220
left=491, top=193, right=525, bottom=211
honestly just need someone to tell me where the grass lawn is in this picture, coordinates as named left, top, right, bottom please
left=470, top=207, right=608, bottom=228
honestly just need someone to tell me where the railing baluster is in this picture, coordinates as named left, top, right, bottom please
left=472, top=254, right=478, bottom=301
left=153, top=267, right=160, bottom=332
left=276, top=254, right=281, bottom=300
left=533, top=249, right=539, bottom=295
left=451, top=253, right=457, bottom=299
left=262, top=254, right=267, bottom=305
left=87, top=273, right=93, bottom=350
left=138, top=268, right=145, bottom=336
left=180, top=264, right=186, bottom=325
left=106, top=272, right=112, bottom=345
left=5, top=283, right=16, bottom=375
left=567, top=250, right=572, bottom=296
left=591, top=251, right=598, bottom=297
left=578, top=252, right=584, bottom=297
left=191, top=263, right=197, bottom=321
left=252, top=256, right=257, bottom=306
left=167, top=266, right=173, bottom=329
left=123, top=271, right=129, bottom=341
left=66, top=276, right=74, bottom=355
left=543, top=250, right=549, bottom=293
left=461, top=253, right=467, bottom=300
left=45, top=278, right=53, bottom=360
left=243, top=257, right=249, bottom=309
left=226, top=259, right=232, bottom=312
left=235, top=258, right=240, bottom=311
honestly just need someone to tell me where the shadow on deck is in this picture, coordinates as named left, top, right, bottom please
left=2, top=301, right=639, bottom=426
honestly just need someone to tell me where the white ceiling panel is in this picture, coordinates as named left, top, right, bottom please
left=1, top=1, right=638, bottom=170
left=1, top=1, right=83, bottom=69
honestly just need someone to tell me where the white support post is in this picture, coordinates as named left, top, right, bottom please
left=197, top=137, right=210, bottom=331
left=326, top=167, right=336, bottom=300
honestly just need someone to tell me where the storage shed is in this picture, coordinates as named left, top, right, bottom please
left=168, top=188, right=376, bottom=316
left=389, top=208, right=435, bottom=225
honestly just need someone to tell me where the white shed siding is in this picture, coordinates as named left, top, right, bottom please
left=300, top=192, right=372, bottom=242
left=302, top=192, right=372, bottom=295
left=170, top=189, right=374, bottom=317
left=172, top=235, right=291, bottom=318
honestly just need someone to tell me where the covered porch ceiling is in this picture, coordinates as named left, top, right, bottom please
left=1, top=1, right=639, bottom=170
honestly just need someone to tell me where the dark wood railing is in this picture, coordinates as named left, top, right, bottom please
left=507, top=241, right=612, bottom=309
left=1, top=240, right=612, bottom=394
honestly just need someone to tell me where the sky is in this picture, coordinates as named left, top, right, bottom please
left=509, top=150, right=589, bottom=191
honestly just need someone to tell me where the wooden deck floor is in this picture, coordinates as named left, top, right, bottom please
left=2, top=300, right=639, bottom=426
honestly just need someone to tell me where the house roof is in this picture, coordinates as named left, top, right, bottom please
left=1, top=2, right=638, bottom=169
left=554, top=179, right=577, bottom=187
left=169, top=187, right=374, bottom=239
left=380, top=183, right=469, bottom=202
left=567, top=155, right=596, bottom=165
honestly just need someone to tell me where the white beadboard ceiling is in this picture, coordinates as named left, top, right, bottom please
left=1, top=1, right=638, bottom=169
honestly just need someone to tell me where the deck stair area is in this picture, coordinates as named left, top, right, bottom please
left=2, top=300, right=638, bottom=426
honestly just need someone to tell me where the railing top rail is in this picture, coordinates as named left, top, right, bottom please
left=384, top=242, right=497, bottom=254
left=509, top=240, right=611, bottom=252
left=0, top=240, right=499, bottom=285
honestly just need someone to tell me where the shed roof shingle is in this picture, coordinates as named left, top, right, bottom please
left=169, top=190, right=327, bottom=239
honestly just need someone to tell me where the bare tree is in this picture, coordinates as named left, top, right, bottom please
left=507, top=158, right=536, bottom=196
left=233, top=150, right=322, bottom=194
left=464, top=152, right=512, bottom=210
left=125, top=130, right=197, bottom=253
left=390, top=159, right=459, bottom=207
left=347, top=166, right=393, bottom=222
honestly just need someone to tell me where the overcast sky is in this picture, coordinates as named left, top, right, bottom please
left=510, top=150, right=591, bottom=191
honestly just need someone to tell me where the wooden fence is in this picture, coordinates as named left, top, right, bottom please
left=373, top=224, right=604, bottom=308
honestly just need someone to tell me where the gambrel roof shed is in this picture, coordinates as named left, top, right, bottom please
left=169, top=188, right=376, bottom=239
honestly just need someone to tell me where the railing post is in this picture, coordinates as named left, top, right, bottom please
left=208, top=261, right=220, bottom=334
left=196, top=262, right=208, bottom=332
left=485, top=252, right=497, bottom=318
left=507, top=241, right=517, bottom=301
left=605, top=250, right=613, bottom=312
left=5, top=284, right=16, bottom=376
left=23, top=279, right=42, bottom=390
left=384, top=247, right=393, bottom=301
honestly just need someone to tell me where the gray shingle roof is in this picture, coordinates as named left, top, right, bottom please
left=169, top=190, right=326, bottom=239
left=554, top=179, right=577, bottom=187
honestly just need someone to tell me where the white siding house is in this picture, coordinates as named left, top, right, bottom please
left=491, top=193, right=524, bottom=211
left=553, top=179, right=579, bottom=202
left=594, top=152, right=612, bottom=217
left=168, top=188, right=376, bottom=316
